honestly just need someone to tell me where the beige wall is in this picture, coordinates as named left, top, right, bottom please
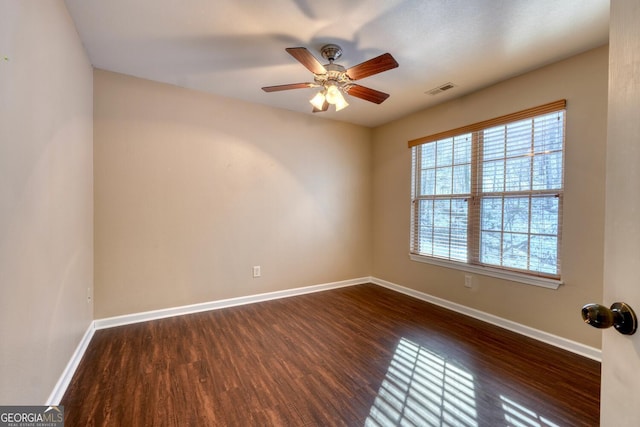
left=0, top=1, right=94, bottom=404
left=94, top=70, right=372, bottom=318
left=371, top=46, right=608, bottom=348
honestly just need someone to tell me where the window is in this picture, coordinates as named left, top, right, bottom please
left=409, top=101, right=565, bottom=285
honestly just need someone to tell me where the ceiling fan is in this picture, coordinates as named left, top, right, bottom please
left=261, top=44, right=399, bottom=113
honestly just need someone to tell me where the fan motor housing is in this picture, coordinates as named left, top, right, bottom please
left=314, top=63, right=351, bottom=87
left=320, top=44, right=343, bottom=62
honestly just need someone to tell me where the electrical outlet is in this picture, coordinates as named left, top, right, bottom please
left=464, top=275, right=473, bottom=288
left=253, top=266, right=261, bottom=278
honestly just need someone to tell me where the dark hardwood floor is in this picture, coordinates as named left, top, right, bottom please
left=61, top=284, right=600, bottom=426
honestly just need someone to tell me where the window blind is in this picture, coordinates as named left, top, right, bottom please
left=410, top=100, right=566, bottom=279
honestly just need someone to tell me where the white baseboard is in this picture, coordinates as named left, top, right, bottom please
left=94, top=277, right=371, bottom=330
left=370, top=277, right=602, bottom=361
left=46, top=321, right=95, bottom=405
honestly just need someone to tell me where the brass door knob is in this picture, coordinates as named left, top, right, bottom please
left=581, top=302, right=637, bottom=335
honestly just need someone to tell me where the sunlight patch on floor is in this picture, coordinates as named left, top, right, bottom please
left=366, top=337, right=478, bottom=426
left=500, top=395, right=560, bottom=427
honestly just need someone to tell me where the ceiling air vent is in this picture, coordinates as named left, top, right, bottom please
left=426, top=82, right=456, bottom=96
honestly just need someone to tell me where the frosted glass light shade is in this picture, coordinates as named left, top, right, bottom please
left=309, top=91, right=326, bottom=110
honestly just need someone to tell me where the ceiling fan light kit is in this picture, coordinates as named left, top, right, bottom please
left=262, top=44, right=398, bottom=113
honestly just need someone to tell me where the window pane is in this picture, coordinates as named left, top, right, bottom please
left=418, top=199, right=434, bottom=227
left=434, top=200, right=451, bottom=228
left=505, top=156, right=531, bottom=191
left=417, top=200, right=434, bottom=255
left=480, top=231, right=501, bottom=266
left=453, top=165, right=470, bottom=194
left=433, top=200, right=451, bottom=258
left=450, top=199, right=468, bottom=261
left=451, top=199, right=468, bottom=228
left=433, top=227, right=450, bottom=258
left=418, top=227, right=433, bottom=255
left=436, top=138, right=453, bottom=167
left=506, top=120, right=532, bottom=157
left=502, top=233, right=529, bottom=270
left=435, top=166, right=453, bottom=195
left=482, top=160, right=504, bottom=192
left=454, top=134, right=472, bottom=165
left=483, top=127, right=505, bottom=161
left=503, top=197, right=529, bottom=233
left=534, top=113, right=563, bottom=153
left=481, top=197, right=503, bottom=231
left=530, top=235, right=558, bottom=274
left=530, top=197, right=558, bottom=234
left=413, top=134, right=472, bottom=262
left=450, top=230, right=467, bottom=262
left=422, top=143, right=436, bottom=169
left=421, top=168, right=435, bottom=195
left=532, top=151, right=562, bottom=190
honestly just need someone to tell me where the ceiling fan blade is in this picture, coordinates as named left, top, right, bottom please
left=262, top=82, right=316, bottom=92
left=312, top=100, right=330, bottom=113
left=346, top=53, right=399, bottom=80
left=286, top=47, right=327, bottom=75
left=346, top=84, right=390, bottom=104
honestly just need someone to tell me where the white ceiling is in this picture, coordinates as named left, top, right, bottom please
left=64, top=0, right=609, bottom=128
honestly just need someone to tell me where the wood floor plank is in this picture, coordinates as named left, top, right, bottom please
left=61, top=284, right=600, bottom=426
